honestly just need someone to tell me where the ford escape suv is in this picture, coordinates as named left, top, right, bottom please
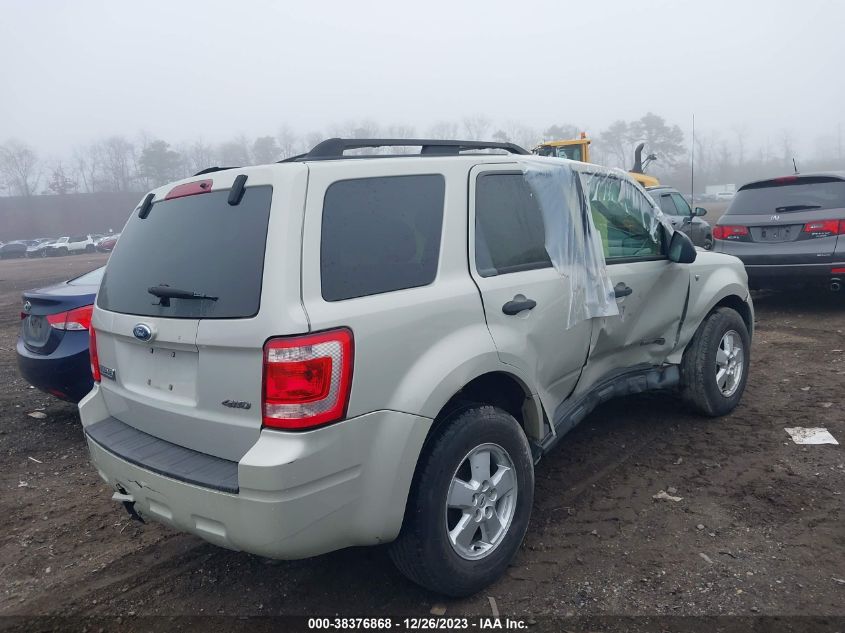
left=80, top=138, right=753, bottom=597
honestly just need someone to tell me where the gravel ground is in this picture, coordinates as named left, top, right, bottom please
left=0, top=252, right=843, bottom=632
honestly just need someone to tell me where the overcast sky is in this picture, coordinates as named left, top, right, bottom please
left=2, top=0, right=843, bottom=157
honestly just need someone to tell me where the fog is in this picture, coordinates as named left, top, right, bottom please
left=1, top=0, right=844, bottom=196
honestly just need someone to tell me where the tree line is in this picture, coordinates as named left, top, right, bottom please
left=1, top=114, right=841, bottom=197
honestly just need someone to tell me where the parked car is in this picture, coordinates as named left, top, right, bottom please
left=17, top=266, right=104, bottom=402
left=0, top=241, right=28, bottom=259
left=45, top=235, right=97, bottom=256
left=96, top=233, right=119, bottom=252
left=647, top=185, right=713, bottom=249
left=79, top=138, right=753, bottom=597
left=26, top=238, right=56, bottom=258
left=716, top=191, right=735, bottom=201
left=713, top=172, right=845, bottom=290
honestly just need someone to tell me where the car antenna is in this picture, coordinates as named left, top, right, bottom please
left=792, top=157, right=800, bottom=175
left=690, top=113, right=695, bottom=206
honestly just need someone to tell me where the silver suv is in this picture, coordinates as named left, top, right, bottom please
left=80, top=138, right=753, bottom=596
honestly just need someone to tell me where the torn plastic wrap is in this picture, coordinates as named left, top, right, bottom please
left=580, top=167, right=672, bottom=247
left=522, top=161, right=618, bottom=329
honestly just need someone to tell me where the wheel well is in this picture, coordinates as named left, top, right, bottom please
left=713, top=294, right=753, bottom=335
left=430, top=372, right=540, bottom=441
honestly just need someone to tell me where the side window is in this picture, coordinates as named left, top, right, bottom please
left=475, top=173, right=552, bottom=277
left=670, top=193, right=692, bottom=216
left=320, top=174, right=445, bottom=301
left=584, top=174, right=663, bottom=260
left=658, top=194, right=679, bottom=216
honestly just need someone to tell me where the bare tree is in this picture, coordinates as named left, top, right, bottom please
left=277, top=126, right=301, bottom=159
left=100, top=136, right=136, bottom=191
left=427, top=121, right=459, bottom=140
left=462, top=115, right=491, bottom=140
left=0, top=139, right=41, bottom=196
left=219, top=135, right=251, bottom=166
left=44, top=161, right=78, bottom=195
left=182, top=140, right=216, bottom=174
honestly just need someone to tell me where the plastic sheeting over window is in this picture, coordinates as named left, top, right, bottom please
left=521, top=161, right=618, bottom=329
left=580, top=168, right=668, bottom=253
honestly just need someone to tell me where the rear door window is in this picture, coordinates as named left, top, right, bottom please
left=97, top=186, right=273, bottom=318
left=728, top=177, right=845, bottom=214
left=475, top=173, right=552, bottom=277
left=670, top=193, right=692, bottom=216
left=320, top=174, right=445, bottom=301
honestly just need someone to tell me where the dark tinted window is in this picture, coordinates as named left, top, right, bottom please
left=728, top=177, right=845, bottom=214
left=321, top=175, right=445, bottom=301
left=670, top=193, right=692, bottom=216
left=98, top=186, right=272, bottom=318
left=657, top=194, right=679, bottom=215
left=475, top=173, right=551, bottom=277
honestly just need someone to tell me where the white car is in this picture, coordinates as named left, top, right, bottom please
left=46, top=235, right=96, bottom=256
left=80, top=138, right=753, bottom=597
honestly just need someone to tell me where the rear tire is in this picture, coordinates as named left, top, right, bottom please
left=85, top=244, right=95, bottom=253
left=681, top=307, right=751, bottom=416
left=389, top=405, right=534, bottom=597
left=57, top=247, right=68, bottom=257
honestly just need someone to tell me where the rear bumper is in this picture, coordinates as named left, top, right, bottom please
left=743, top=262, right=845, bottom=284
left=80, top=385, right=431, bottom=559
left=16, top=336, right=93, bottom=402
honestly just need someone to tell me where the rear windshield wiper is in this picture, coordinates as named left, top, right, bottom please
left=148, top=285, right=218, bottom=307
left=775, top=204, right=822, bottom=212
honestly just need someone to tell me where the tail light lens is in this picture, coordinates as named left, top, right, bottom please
left=263, top=328, right=354, bottom=430
left=89, top=327, right=101, bottom=382
left=46, top=304, right=93, bottom=330
left=803, top=220, right=843, bottom=236
left=713, top=225, right=749, bottom=240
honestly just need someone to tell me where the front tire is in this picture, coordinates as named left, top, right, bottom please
left=681, top=307, right=751, bottom=416
left=389, top=405, right=534, bottom=597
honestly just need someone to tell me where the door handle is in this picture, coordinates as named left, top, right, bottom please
left=502, top=296, right=537, bottom=315
left=614, top=282, right=633, bottom=298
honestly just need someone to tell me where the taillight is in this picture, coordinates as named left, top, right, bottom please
left=262, top=328, right=354, bottom=430
left=713, top=225, right=749, bottom=240
left=89, top=327, right=101, bottom=382
left=46, top=304, right=93, bottom=330
left=803, top=219, right=843, bottom=236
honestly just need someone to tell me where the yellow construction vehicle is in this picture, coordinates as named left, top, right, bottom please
left=533, top=133, right=660, bottom=188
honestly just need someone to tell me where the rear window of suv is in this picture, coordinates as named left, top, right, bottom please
left=727, top=176, right=845, bottom=214
left=97, top=186, right=272, bottom=319
left=320, top=174, right=445, bottom=301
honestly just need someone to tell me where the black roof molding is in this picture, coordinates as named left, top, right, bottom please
left=281, top=138, right=530, bottom=162
left=193, top=166, right=239, bottom=176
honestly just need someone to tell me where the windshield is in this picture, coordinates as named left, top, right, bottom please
left=535, top=145, right=584, bottom=161
left=97, top=185, right=273, bottom=319
left=727, top=177, right=845, bottom=214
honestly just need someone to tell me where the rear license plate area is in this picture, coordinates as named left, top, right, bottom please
left=118, top=342, right=198, bottom=403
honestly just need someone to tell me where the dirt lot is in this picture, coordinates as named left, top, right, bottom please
left=0, top=252, right=843, bottom=630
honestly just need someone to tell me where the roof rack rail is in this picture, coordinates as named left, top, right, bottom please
left=193, top=166, right=239, bottom=176
left=281, top=138, right=530, bottom=162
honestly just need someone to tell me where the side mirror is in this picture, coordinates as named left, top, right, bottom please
left=694, top=207, right=707, bottom=217
left=668, top=230, right=697, bottom=264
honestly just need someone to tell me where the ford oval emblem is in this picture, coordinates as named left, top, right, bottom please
left=133, top=323, right=153, bottom=342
